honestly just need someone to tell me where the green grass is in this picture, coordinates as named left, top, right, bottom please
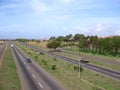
left=0, top=45, right=21, bottom=90
left=17, top=43, right=120, bottom=90
left=65, top=48, right=120, bottom=59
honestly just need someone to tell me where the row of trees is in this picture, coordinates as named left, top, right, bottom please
left=48, top=34, right=120, bottom=56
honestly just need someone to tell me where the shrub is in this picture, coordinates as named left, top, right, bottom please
left=40, top=52, right=44, bottom=55
left=35, top=56, right=38, bottom=59
left=41, top=60, right=47, bottom=65
left=74, top=66, right=79, bottom=71
left=51, top=65, right=57, bottom=70
left=53, top=58, right=57, bottom=61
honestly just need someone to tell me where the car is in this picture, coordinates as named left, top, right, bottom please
left=80, top=60, right=89, bottom=63
left=27, top=58, right=32, bottom=63
left=11, top=44, right=14, bottom=48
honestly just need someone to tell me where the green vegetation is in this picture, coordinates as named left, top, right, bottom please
left=18, top=34, right=120, bottom=57
left=17, top=42, right=120, bottom=90
left=0, top=45, right=21, bottom=90
left=50, top=34, right=120, bottom=57
left=47, top=39, right=61, bottom=51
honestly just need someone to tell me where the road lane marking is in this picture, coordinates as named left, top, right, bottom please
left=38, top=82, right=43, bottom=88
left=26, top=66, right=30, bottom=70
left=32, top=74, right=36, bottom=79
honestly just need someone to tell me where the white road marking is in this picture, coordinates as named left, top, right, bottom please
left=32, top=74, right=36, bottom=79
left=38, top=82, right=43, bottom=88
left=26, top=66, right=30, bottom=70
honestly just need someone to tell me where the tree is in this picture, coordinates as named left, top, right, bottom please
left=112, top=36, right=120, bottom=55
left=89, top=36, right=98, bottom=52
left=56, top=36, right=64, bottom=41
left=47, top=40, right=61, bottom=51
left=78, top=35, right=86, bottom=51
left=74, top=34, right=85, bottom=41
left=63, top=34, right=73, bottom=42
left=49, top=36, right=56, bottom=40
left=16, top=38, right=29, bottom=42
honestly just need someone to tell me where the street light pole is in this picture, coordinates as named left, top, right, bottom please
left=79, top=47, right=81, bottom=78
left=79, top=58, right=81, bottom=78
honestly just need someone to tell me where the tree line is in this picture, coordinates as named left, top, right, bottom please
left=48, top=34, right=120, bottom=57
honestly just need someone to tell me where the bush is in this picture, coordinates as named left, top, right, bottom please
left=41, top=60, right=47, bottom=65
left=54, top=58, right=57, bottom=61
left=34, top=56, right=38, bottom=59
left=74, top=66, right=79, bottom=71
left=28, top=51, right=32, bottom=55
left=51, top=65, right=57, bottom=70
left=40, top=52, right=44, bottom=55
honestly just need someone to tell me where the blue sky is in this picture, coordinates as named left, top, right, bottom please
left=0, top=0, right=120, bottom=39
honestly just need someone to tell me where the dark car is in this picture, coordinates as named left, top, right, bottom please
left=27, top=58, right=32, bottom=63
left=80, top=60, right=89, bottom=63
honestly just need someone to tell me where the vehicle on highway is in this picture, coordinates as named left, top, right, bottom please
left=80, top=60, right=89, bottom=63
left=11, top=44, right=14, bottom=48
left=27, top=58, right=32, bottom=63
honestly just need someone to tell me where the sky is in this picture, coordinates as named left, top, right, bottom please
left=0, top=0, right=120, bottom=39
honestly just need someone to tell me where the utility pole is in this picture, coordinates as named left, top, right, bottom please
left=79, top=57, right=81, bottom=78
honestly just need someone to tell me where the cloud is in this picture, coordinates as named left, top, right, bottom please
left=53, top=15, right=71, bottom=20
left=59, top=0, right=76, bottom=3
left=61, top=23, right=119, bottom=36
left=0, top=4, right=21, bottom=9
left=81, top=24, right=108, bottom=34
left=30, top=0, right=51, bottom=15
left=115, top=30, right=120, bottom=35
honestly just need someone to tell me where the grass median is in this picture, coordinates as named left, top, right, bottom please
left=0, top=45, right=21, bottom=90
left=17, top=43, right=120, bottom=90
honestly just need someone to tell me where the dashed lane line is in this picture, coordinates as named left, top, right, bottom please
left=38, top=82, right=43, bottom=88
left=26, top=66, right=30, bottom=70
left=32, top=74, right=36, bottom=79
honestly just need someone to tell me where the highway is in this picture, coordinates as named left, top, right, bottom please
left=62, top=51, right=120, bottom=66
left=12, top=45, right=65, bottom=90
left=23, top=43, right=120, bottom=81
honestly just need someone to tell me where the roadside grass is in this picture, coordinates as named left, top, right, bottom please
left=28, top=41, right=48, bottom=48
left=0, top=45, right=21, bottom=90
left=54, top=52, right=120, bottom=71
left=0, top=45, right=4, bottom=50
left=0, top=45, right=2, bottom=49
left=17, top=43, right=120, bottom=90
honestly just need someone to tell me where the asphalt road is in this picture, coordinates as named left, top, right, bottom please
left=63, top=51, right=120, bottom=66
left=12, top=45, right=65, bottom=90
left=23, top=43, right=120, bottom=81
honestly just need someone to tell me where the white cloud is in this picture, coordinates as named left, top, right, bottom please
left=115, top=30, right=120, bottom=35
left=94, top=24, right=105, bottom=32
left=0, top=4, right=21, bottom=9
left=63, top=23, right=115, bottom=36
left=59, top=0, right=76, bottom=3
left=53, top=15, right=71, bottom=20
left=30, top=0, right=51, bottom=15
left=62, top=27, right=67, bottom=30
